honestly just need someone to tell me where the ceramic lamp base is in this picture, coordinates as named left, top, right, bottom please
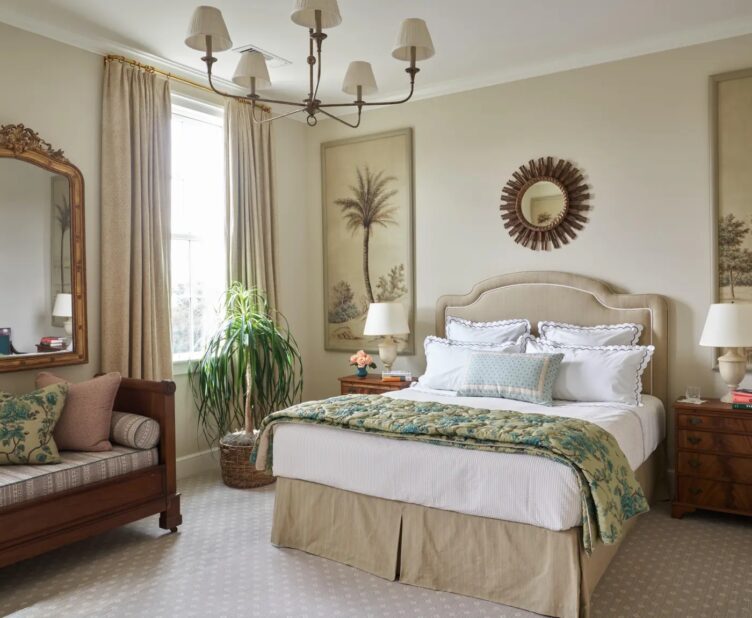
left=378, top=337, right=398, bottom=372
left=719, top=347, right=746, bottom=403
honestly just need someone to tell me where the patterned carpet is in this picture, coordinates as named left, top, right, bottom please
left=1, top=470, right=751, bottom=617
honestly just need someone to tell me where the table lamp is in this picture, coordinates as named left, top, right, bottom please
left=363, top=302, right=409, bottom=372
left=699, top=302, right=752, bottom=402
left=53, top=293, right=73, bottom=336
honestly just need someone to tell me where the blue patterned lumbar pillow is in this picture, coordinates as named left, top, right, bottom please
left=457, top=351, right=564, bottom=405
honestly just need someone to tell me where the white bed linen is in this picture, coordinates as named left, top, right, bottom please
left=271, top=386, right=665, bottom=531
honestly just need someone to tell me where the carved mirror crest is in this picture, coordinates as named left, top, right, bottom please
left=0, top=124, right=88, bottom=372
left=500, top=157, right=589, bottom=250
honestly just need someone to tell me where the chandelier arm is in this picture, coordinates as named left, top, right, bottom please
left=319, top=79, right=416, bottom=109
left=250, top=103, right=307, bottom=124
left=206, top=68, right=307, bottom=108
left=317, top=106, right=363, bottom=129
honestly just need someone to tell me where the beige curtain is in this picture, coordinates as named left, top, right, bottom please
left=225, top=100, right=277, bottom=308
left=100, top=60, right=173, bottom=380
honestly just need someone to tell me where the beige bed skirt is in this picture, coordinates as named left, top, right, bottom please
left=271, top=445, right=664, bottom=618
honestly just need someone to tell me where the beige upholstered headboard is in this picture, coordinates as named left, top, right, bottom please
left=436, top=272, right=668, bottom=406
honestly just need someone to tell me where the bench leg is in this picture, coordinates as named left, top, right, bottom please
left=159, top=494, right=182, bottom=532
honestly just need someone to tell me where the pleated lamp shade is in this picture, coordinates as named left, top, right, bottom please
left=342, top=61, right=378, bottom=96
left=232, top=51, right=272, bottom=90
left=290, top=0, right=342, bottom=29
left=392, top=18, right=435, bottom=61
left=185, top=6, right=233, bottom=52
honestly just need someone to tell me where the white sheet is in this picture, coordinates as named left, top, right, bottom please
left=271, top=386, right=665, bottom=531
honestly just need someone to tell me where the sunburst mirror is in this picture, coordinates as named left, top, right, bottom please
left=500, top=157, right=590, bottom=250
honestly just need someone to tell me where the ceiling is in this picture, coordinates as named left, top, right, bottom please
left=2, top=0, right=752, bottom=111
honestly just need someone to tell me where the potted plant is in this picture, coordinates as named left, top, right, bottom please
left=190, top=283, right=303, bottom=488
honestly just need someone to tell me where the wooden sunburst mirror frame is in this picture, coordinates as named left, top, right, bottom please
left=500, top=157, right=590, bottom=250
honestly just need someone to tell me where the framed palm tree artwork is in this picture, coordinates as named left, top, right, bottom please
left=322, top=128, right=414, bottom=354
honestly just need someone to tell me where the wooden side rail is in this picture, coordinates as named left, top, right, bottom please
left=112, top=377, right=181, bottom=531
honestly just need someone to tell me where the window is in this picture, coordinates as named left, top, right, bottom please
left=170, top=98, right=225, bottom=362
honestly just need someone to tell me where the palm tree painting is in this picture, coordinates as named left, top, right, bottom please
left=335, top=166, right=398, bottom=303
left=50, top=176, right=72, bottom=327
left=54, top=195, right=71, bottom=293
left=322, top=129, right=414, bottom=353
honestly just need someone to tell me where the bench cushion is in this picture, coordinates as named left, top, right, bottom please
left=0, top=446, right=158, bottom=509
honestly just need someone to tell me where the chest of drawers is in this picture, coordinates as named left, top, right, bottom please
left=672, top=399, right=752, bottom=519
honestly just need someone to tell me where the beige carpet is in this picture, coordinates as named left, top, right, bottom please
left=1, top=470, right=751, bottom=617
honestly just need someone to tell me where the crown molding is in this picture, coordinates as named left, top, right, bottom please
left=0, top=6, right=244, bottom=96
left=367, top=15, right=752, bottom=111
left=2, top=7, right=752, bottom=125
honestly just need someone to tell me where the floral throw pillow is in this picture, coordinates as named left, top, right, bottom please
left=0, top=384, right=68, bottom=465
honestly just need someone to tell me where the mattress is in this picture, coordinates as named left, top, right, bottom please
left=271, top=387, right=665, bottom=531
left=0, top=445, right=159, bottom=509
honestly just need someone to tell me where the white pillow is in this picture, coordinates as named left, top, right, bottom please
left=419, top=336, right=524, bottom=392
left=538, top=321, right=643, bottom=347
left=525, top=337, right=654, bottom=405
left=446, top=317, right=530, bottom=345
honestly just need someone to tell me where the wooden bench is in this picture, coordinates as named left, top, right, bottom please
left=0, top=377, right=182, bottom=568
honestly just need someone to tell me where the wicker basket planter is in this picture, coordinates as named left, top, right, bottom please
left=219, top=434, right=275, bottom=489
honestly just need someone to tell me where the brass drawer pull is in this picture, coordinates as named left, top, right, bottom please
left=688, top=459, right=701, bottom=469
left=689, top=487, right=703, bottom=496
left=687, top=436, right=701, bottom=445
left=689, top=417, right=702, bottom=426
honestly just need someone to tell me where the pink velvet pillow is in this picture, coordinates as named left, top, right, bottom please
left=35, top=372, right=121, bottom=452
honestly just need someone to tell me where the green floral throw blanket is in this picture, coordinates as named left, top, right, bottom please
left=252, top=394, right=648, bottom=553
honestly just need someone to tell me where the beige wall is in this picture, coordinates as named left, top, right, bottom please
left=303, top=33, right=752, bottom=409
left=4, top=20, right=752, bottom=470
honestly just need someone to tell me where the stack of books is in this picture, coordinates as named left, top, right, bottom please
left=39, top=336, right=66, bottom=350
left=731, top=389, right=752, bottom=410
left=381, top=369, right=413, bottom=383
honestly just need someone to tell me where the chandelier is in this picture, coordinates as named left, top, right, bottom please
left=185, top=1, right=435, bottom=128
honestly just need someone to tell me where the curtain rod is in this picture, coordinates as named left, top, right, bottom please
left=104, top=54, right=272, bottom=113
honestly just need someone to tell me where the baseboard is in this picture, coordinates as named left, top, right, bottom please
left=176, top=448, right=219, bottom=480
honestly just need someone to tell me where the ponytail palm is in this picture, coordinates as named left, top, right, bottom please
left=190, top=283, right=303, bottom=446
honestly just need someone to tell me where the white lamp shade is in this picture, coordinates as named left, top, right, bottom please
left=185, top=6, right=233, bottom=52
left=392, top=18, right=435, bottom=61
left=290, top=0, right=342, bottom=29
left=699, top=303, right=752, bottom=347
left=363, top=303, right=409, bottom=336
left=52, top=293, right=72, bottom=318
left=342, top=61, right=378, bottom=96
left=232, top=51, right=272, bottom=89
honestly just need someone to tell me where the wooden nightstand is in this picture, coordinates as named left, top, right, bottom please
left=671, top=398, right=752, bottom=519
left=338, top=374, right=413, bottom=395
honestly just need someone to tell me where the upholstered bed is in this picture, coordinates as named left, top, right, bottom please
left=267, top=272, right=668, bottom=618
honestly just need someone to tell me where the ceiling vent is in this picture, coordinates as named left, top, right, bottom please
left=232, top=44, right=292, bottom=69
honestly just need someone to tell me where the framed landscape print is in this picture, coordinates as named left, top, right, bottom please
left=712, top=68, right=752, bottom=366
left=322, top=128, right=415, bottom=354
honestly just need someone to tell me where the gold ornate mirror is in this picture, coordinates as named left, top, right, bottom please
left=0, top=124, right=87, bottom=372
left=500, top=157, right=589, bottom=250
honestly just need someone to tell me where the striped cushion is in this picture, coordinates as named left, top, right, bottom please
left=110, top=412, right=160, bottom=449
left=0, top=446, right=158, bottom=508
left=458, top=351, right=564, bottom=405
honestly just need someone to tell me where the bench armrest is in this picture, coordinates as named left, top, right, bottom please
left=112, top=378, right=177, bottom=494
